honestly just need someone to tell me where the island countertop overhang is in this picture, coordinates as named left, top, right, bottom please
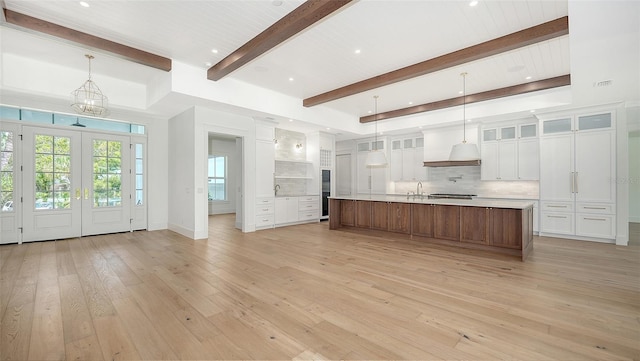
left=329, top=194, right=535, bottom=210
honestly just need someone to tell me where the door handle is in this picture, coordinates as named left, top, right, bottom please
left=75, top=188, right=81, bottom=200
left=84, top=188, right=89, bottom=200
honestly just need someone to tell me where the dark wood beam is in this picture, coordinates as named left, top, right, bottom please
left=207, top=0, right=354, bottom=81
left=360, top=74, right=571, bottom=123
left=305, top=16, right=569, bottom=107
left=3, top=8, right=172, bottom=72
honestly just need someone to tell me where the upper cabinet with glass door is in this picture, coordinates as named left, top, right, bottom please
left=541, top=112, right=613, bottom=135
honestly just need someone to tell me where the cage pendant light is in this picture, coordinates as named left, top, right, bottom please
left=449, top=72, right=480, bottom=161
left=365, top=95, right=388, bottom=167
left=71, top=54, right=109, bottom=117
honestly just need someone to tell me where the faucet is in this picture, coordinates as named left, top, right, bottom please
left=416, top=181, right=423, bottom=198
left=274, top=184, right=280, bottom=196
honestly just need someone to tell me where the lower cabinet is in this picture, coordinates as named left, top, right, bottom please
left=255, top=197, right=275, bottom=229
left=389, top=203, right=411, bottom=234
left=460, top=206, right=489, bottom=244
left=411, top=203, right=435, bottom=238
left=371, top=202, right=389, bottom=230
left=355, top=201, right=372, bottom=228
left=434, top=205, right=460, bottom=241
left=331, top=199, right=532, bottom=260
left=275, top=197, right=298, bottom=225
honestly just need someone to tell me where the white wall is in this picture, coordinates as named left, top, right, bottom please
left=167, top=107, right=197, bottom=238
left=208, top=136, right=239, bottom=215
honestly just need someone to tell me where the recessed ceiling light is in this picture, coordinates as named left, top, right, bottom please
left=211, top=49, right=218, bottom=54
left=272, top=0, right=283, bottom=6
left=79, top=1, right=89, bottom=7
left=205, top=62, right=212, bottom=67
left=408, top=101, right=413, bottom=105
left=368, top=110, right=372, bottom=114
left=288, top=77, right=294, bottom=81
left=289, top=119, right=293, bottom=122
left=418, top=126, right=423, bottom=129
left=326, top=128, right=331, bottom=131
left=525, top=76, right=532, bottom=80
left=354, top=49, right=361, bottom=54
left=469, top=0, right=478, bottom=6
left=530, top=109, right=536, bottom=113
left=467, top=119, right=473, bottom=122
left=458, top=90, right=463, bottom=94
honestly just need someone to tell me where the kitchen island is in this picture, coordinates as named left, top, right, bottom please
left=329, top=195, right=534, bottom=260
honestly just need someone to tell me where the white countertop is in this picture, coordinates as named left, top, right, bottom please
left=330, top=194, right=535, bottom=209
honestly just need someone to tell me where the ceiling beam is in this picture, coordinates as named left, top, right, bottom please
left=207, top=0, right=354, bottom=81
left=359, top=74, right=571, bottom=123
left=305, top=16, right=569, bottom=107
left=3, top=8, right=172, bottom=72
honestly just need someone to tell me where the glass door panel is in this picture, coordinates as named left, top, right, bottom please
left=1, top=124, right=20, bottom=244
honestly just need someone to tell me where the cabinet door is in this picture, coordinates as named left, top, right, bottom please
left=356, top=152, right=370, bottom=193
left=256, top=140, right=275, bottom=198
left=414, top=146, right=427, bottom=181
left=481, top=142, right=499, bottom=180
left=371, top=167, right=386, bottom=194
left=411, top=204, right=434, bottom=237
left=286, top=198, right=298, bottom=223
left=275, top=198, right=287, bottom=224
left=434, top=205, right=460, bottom=241
left=402, top=143, right=415, bottom=181
left=539, top=134, right=574, bottom=201
left=517, top=138, right=539, bottom=180
left=389, top=203, right=410, bottom=234
left=489, top=208, right=522, bottom=249
left=390, top=149, right=403, bottom=182
left=498, top=140, right=517, bottom=180
left=575, top=130, right=615, bottom=203
left=371, top=202, right=388, bottom=230
left=340, top=200, right=355, bottom=226
left=460, top=207, right=488, bottom=244
left=355, top=200, right=371, bottom=228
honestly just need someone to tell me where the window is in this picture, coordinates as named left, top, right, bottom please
left=208, top=156, right=226, bottom=201
left=1, top=131, right=14, bottom=212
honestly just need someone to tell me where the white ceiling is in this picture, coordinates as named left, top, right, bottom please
left=0, top=0, right=637, bottom=137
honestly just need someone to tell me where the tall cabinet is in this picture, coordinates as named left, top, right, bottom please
left=356, top=139, right=387, bottom=194
left=539, top=111, right=616, bottom=241
left=255, top=122, right=275, bottom=230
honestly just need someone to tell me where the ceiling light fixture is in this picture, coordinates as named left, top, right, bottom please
left=211, top=49, right=218, bottom=54
left=449, top=72, right=480, bottom=161
left=469, top=0, right=479, bottom=6
left=71, top=54, right=109, bottom=117
left=79, top=1, right=89, bottom=7
left=365, top=95, right=388, bottom=167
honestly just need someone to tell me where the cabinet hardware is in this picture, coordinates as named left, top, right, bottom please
left=547, top=215, right=567, bottom=219
left=584, top=217, right=606, bottom=221
left=574, top=172, right=579, bottom=193
left=570, top=172, right=574, bottom=193
left=583, top=206, right=606, bottom=210
left=548, top=205, right=567, bottom=208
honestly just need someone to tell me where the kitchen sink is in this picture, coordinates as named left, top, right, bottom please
left=428, top=193, right=476, bottom=200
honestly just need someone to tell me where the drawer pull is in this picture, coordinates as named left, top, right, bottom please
left=583, top=206, right=606, bottom=210
left=547, top=215, right=567, bottom=219
left=584, top=217, right=606, bottom=221
left=548, top=205, right=567, bottom=208
left=262, top=208, right=269, bottom=211
left=262, top=219, right=270, bottom=222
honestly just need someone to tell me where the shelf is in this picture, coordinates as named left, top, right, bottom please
left=275, top=176, right=313, bottom=179
left=275, top=159, right=313, bottom=164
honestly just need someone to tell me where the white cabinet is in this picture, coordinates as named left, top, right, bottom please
left=275, top=197, right=298, bottom=225
left=481, top=123, right=537, bottom=180
left=539, top=111, right=616, bottom=241
left=389, top=137, right=426, bottom=182
left=255, top=125, right=275, bottom=230
left=298, top=195, right=319, bottom=221
left=255, top=197, right=274, bottom=230
left=256, top=139, right=275, bottom=198
left=356, top=139, right=386, bottom=194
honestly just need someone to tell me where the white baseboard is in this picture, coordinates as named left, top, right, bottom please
left=168, top=223, right=194, bottom=239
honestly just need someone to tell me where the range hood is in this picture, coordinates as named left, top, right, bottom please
left=423, top=159, right=481, bottom=167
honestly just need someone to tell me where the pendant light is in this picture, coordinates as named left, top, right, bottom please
left=449, top=72, right=480, bottom=161
left=365, top=95, right=388, bottom=167
left=71, top=54, right=109, bottom=117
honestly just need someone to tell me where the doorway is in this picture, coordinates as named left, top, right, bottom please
left=0, top=124, right=146, bottom=244
left=207, top=133, right=243, bottom=231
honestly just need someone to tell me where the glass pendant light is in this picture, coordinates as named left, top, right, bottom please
left=71, top=54, right=109, bottom=117
left=366, top=95, right=388, bottom=167
left=449, top=72, right=480, bottom=161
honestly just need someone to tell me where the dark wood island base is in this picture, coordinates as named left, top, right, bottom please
left=330, top=197, right=534, bottom=261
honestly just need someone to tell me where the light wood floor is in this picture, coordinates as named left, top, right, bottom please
left=1, top=216, right=639, bottom=360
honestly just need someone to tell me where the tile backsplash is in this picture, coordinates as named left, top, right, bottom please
left=275, top=128, right=306, bottom=161
left=392, top=166, right=539, bottom=199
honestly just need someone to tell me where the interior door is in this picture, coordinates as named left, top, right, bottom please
left=22, top=126, right=82, bottom=242
left=81, top=132, right=131, bottom=236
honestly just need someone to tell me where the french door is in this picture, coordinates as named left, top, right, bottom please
left=20, top=126, right=132, bottom=242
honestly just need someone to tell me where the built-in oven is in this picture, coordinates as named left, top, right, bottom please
left=321, top=169, right=330, bottom=220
